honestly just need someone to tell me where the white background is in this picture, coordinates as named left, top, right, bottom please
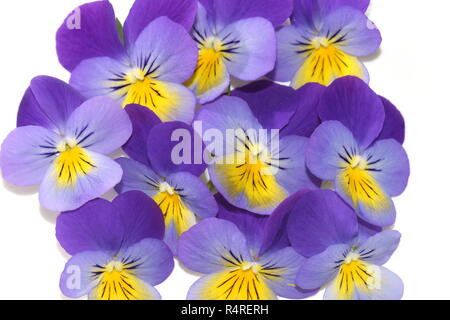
left=0, top=0, right=448, bottom=300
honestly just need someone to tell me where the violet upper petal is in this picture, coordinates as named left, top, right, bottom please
left=17, top=76, right=85, bottom=132
left=378, top=96, right=405, bottom=144
left=122, top=105, right=161, bottom=166
left=0, top=126, right=60, bottom=186
left=56, top=198, right=124, bottom=255
left=318, top=77, right=385, bottom=149
left=147, top=121, right=207, bottom=178
left=287, top=190, right=358, bottom=257
left=123, top=0, right=197, bottom=46
left=112, top=191, right=165, bottom=247
left=56, top=1, right=126, bottom=71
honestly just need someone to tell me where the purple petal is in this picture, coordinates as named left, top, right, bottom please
left=259, top=190, right=311, bottom=255
left=291, top=0, right=370, bottom=27
left=56, top=1, right=126, bottom=71
left=356, top=218, right=382, bottom=243
left=318, top=77, right=385, bottom=149
left=356, top=230, right=401, bottom=266
left=213, top=0, right=293, bottom=27
left=39, top=150, right=123, bottom=212
left=164, top=222, right=179, bottom=255
left=123, top=0, right=197, bottom=46
left=271, top=25, right=313, bottom=83
left=275, top=135, right=320, bottom=194
left=0, top=126, right=59, bottom=186
left=129, top=16, right=198, bottom=84
left=69, top=56, right=130, bottom=99
left=122, top=105, right=161, bottom=165
left=65, top=96, right=132, bottom=154
left=287, top=190, right=358, bottom=257
left=260, top=247, right=316, bottom=299
left=60, top=250, right=112, bottom=298
left=115, top=157, right=161, bottom=197
left=147, top=122, right=207, bottom=177
left=232, top=81, right=298, bottom=130
left=378, top=96, right=405, bottom=144
left=280, top=83, right=325, bottom=137
left=332, top=0, right=370, bottom=12
left=296, top=243, right=350, bottom=290
left=321, top=7, right=381, bottom=57
left=178, top=218, right=251, bottom=274
left=306, top=120, right=360, bottom=181
left=56, top=198, right=124, bottom=255
left=17, top=76, right=85, bottom=132
left=221, top=17, right=276, bottom=81
left=117, top=238, right=174, bottom=286
left=112, top=191, right=165, bottom=247
left=194, top=96, right=263, bottom=158
left=216, top=193, right=268, bottom=254
left=361, top=139, right=410, bottom=197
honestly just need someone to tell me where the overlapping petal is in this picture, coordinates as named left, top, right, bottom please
left=318, top=76, right=385, bottom=149
left=147, top=122, right=207, bottom=178
left=64, top=96, right=132, bottom=154
left=124, top=0, right=197, bottom=46
left=220, top=17, right=276, bottom=81
left=122, top=105, right=161, bottom=165
left=17, top=76, right=85, bottom=132
left=0, top=126, right=61, bottom=186
left=39, top=150, right=122, bottom=212
left=211, top=0, right=293, bottom=27
left=56, top=1, right=126, bottom=72
left=288, top=190, right=358, bottom=258
left=178, top=218, right=251, bottom=274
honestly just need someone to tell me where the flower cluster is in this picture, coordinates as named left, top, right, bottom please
left=0, top=0, right=409, bottom=300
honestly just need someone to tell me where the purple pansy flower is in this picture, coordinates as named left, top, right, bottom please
left=306, top=77, right=410, bottom=226
left=178, top=194, right=315, bottom=300
left=195, top=90, right=318, bottom=215
left=57, top=191, right=174, bottom=300
left=115, top=105, right=218, bottom=253
left=185, top=0, right=293, bottom=103
left=272, top=0, right=381, bottom=88
left=287, top=190, right=403, bottom=300
left=0, top=76, right=132, bottom=212
left=57, top=0, right=198, bottom=123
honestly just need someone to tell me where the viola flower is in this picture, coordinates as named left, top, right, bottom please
left=57, top=0, right=198, bottom=123
left=272, top=0, right=381, bottom=88
left=306, top=77, right=409, bottom=226
left=185, top=0, right=293, bottom=103
left=57, top=191, right=174, bottom=300
left=115, top=105, right=217, bottom=253
left=195, top=91, right=318, bottom=214
left=178, top=194, right=315, bottom=300
left=287, top=190, right=403, bottom=300
left=0, top=76, right=131, bottom=212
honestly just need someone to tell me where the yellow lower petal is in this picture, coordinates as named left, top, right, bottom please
left=54, top=145, right=95, bottom=188
left=214, top=152, right=286, bottom=212
left=337, top=157, right=391, bottom=212
left=90, top=262, right=157, bottom=300
left=152, top=188, right=196, bottom=237
left=195, top=265, right=276, bottom=300
left=292, top=45, right=366, bottom=88
left=185, top=40, right=228, bottom=96
left=332, top=259, right=379, bottom=300
left=123, top=77, right=186, bottom=122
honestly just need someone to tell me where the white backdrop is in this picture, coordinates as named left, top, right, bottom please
left=0, top=0, right=448, bottom=300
